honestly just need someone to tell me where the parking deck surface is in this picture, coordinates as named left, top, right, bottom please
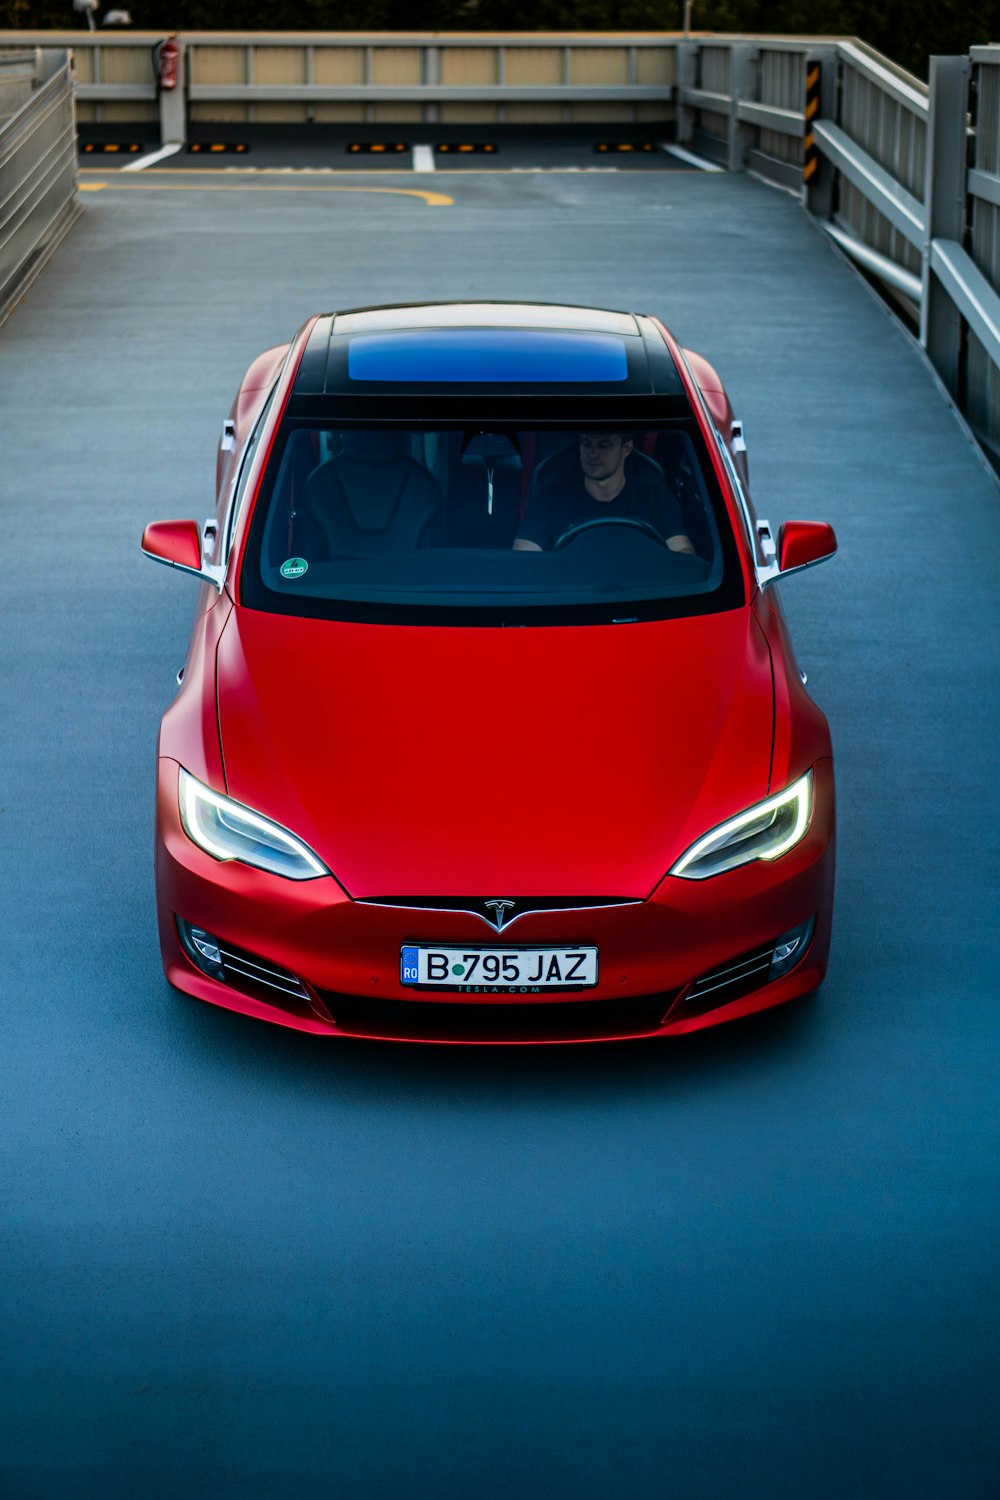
left=1, top=166, right=999, bottom=1498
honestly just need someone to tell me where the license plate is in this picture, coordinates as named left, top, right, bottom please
left=400, top=945, right=598, bottom=991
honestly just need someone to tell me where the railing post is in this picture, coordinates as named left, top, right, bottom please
left=920, top=55, right=969, bottom=396
left=158, top=35, right=187, bottom=145
left=804, top=50, right=837, bottom=216
left=728, top=44, right=755, bottom=172
left=675, top=40, right=696, bottom=146
left=423, top=44, right=439, bottom=125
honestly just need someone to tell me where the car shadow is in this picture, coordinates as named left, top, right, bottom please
left=164, top=980, right=828, bottom=1113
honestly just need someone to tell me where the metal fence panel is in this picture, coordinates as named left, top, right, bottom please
left=757, top=49, right=805, bottom=164
left=830, top=48, right=926, bottom=279
left=635, top=49, right=674, bottom=87
left=968, top=55, right=1000, bottom=447
left=440, top=47, right=495, bottom=87
left=505, top=48, right=563, bottom=87
left=571, top=48, right=629, bottom=87
left=0, top=50, right=36, bottom=122
left=840, top=53, right=926, bottom=198
left=0, top=52, right=79, bottom=327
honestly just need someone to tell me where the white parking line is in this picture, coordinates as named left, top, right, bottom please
left=660, top=143, right=725, bottom=173
left=412, top=144, right=436, bottom=172
left=121, top=142, right=184, bottom=173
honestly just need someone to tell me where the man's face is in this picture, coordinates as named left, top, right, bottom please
left=579, top=433, right=633, bottom=481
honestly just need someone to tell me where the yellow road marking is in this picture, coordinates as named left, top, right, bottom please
left=78, top=182, right=107, bottom=191
left=76, top=176, right=452, bottom=206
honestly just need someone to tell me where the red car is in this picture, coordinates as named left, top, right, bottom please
left=142, top=302, right=836, bottom=1043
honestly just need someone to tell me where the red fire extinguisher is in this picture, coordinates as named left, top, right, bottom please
left=156, top=36, right=179, bottom=92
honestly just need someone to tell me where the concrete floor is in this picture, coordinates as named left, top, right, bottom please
left=1, top=166, right=998, bottom=1498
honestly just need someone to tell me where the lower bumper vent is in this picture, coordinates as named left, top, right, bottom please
left=176, top=919, right=312, bottom=1011
left=682, top=916, right=816, bottom=1016
left=317, top=993, right=677, bottom=1043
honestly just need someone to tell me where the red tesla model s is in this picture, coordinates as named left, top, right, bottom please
left=142, top=302, right=836, bottom=1043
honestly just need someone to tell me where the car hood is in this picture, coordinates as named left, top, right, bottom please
left=215, top=607, right=774, bottom=899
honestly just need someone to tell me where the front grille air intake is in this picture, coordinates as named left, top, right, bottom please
left=317, top=993, right=677, bottom=1043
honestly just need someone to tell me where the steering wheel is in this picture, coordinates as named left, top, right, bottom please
left=552, top=516, right=668, bottom=550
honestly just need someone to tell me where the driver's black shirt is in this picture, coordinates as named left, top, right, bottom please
left=516, top=469, right=686, bottom=551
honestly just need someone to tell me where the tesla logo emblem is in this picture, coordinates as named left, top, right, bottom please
left=484, top=899, right=516, bottom=932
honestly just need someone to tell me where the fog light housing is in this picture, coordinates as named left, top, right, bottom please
left=770, top=916, right=815, bottom=977
left=176, top=918, right=225, bottom=979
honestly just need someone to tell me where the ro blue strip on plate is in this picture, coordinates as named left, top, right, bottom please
left=401, top=946, right=419, bottom=984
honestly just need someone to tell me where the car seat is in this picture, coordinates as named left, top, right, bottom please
left=649, top=432, right=714, bottom=559
left=305, top=431, right=445, bottom=556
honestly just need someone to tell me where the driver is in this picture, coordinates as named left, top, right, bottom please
left=513, top=433, right=695, bottom=554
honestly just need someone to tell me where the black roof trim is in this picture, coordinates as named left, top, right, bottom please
left=295, top=316, right=333, bottom=395
left=291, top=305, right=684, bottom=399
left=282, top=394, right=695, bottom=424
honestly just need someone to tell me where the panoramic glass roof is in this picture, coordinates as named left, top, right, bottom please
left=292, top=305, right=685, bottom=399
left=346, top=329, right=631, bottom=385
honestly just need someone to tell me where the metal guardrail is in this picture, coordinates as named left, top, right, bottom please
left=0, top=32, right=678, bottom=131
left=1, top=49, right=38, bottom=122
left=964, top=47, right=1000, bottom=451
left=0, top=49, right=79, bottom=328
left=1, top=30, right=999, bottom=450
left=674, top=37, right=1000, bottom=465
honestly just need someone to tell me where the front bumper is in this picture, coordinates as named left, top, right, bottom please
left=155, top=757, right=835, bottom=1044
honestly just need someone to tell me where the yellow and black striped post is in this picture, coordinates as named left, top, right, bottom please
left=803, top=61, right=822, bottom=186
left=803, top=55, right=834, bottom=214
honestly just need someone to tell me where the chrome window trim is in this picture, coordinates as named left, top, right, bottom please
left=222, top=344, right=296, bottom=562
left=223, top=382, right=280, bottom=561
left=673, top=346, right=766, bottom=588
left=709, top=420, right=775, bottom=587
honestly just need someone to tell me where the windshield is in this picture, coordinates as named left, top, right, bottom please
left=240, top=423, right=744, bottom=626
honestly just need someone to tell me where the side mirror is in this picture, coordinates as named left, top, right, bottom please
left=777, top=520, right=837, bottom=578
left=141, top=520, right=224, bottom=589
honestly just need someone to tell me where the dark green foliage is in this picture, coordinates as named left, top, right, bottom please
left=4, top=0, right=997, bottom=81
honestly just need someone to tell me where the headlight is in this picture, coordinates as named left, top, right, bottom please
left=669, top=770, right=814, bottom=880
left=178, top=768, right=328, bottom=881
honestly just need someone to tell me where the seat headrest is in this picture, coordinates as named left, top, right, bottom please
left=340, top=430, right=408, bottom=465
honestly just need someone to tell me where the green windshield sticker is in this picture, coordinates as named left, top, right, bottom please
left=280, top=557, right=309, bottom=580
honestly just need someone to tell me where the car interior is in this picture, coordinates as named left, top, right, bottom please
left=270, top=427, right=717, bottom=565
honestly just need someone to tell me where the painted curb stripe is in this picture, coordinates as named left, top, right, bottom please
left=121, top=142, right=184, bottom=173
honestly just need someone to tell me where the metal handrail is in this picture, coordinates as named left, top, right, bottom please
left=836, top=41, right=928, bottom=115
left=670, top=36, right=1000, bottom=445
left=182, top=84, right=673, bottom=104
left=810, top=119, right=925, bottom=246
